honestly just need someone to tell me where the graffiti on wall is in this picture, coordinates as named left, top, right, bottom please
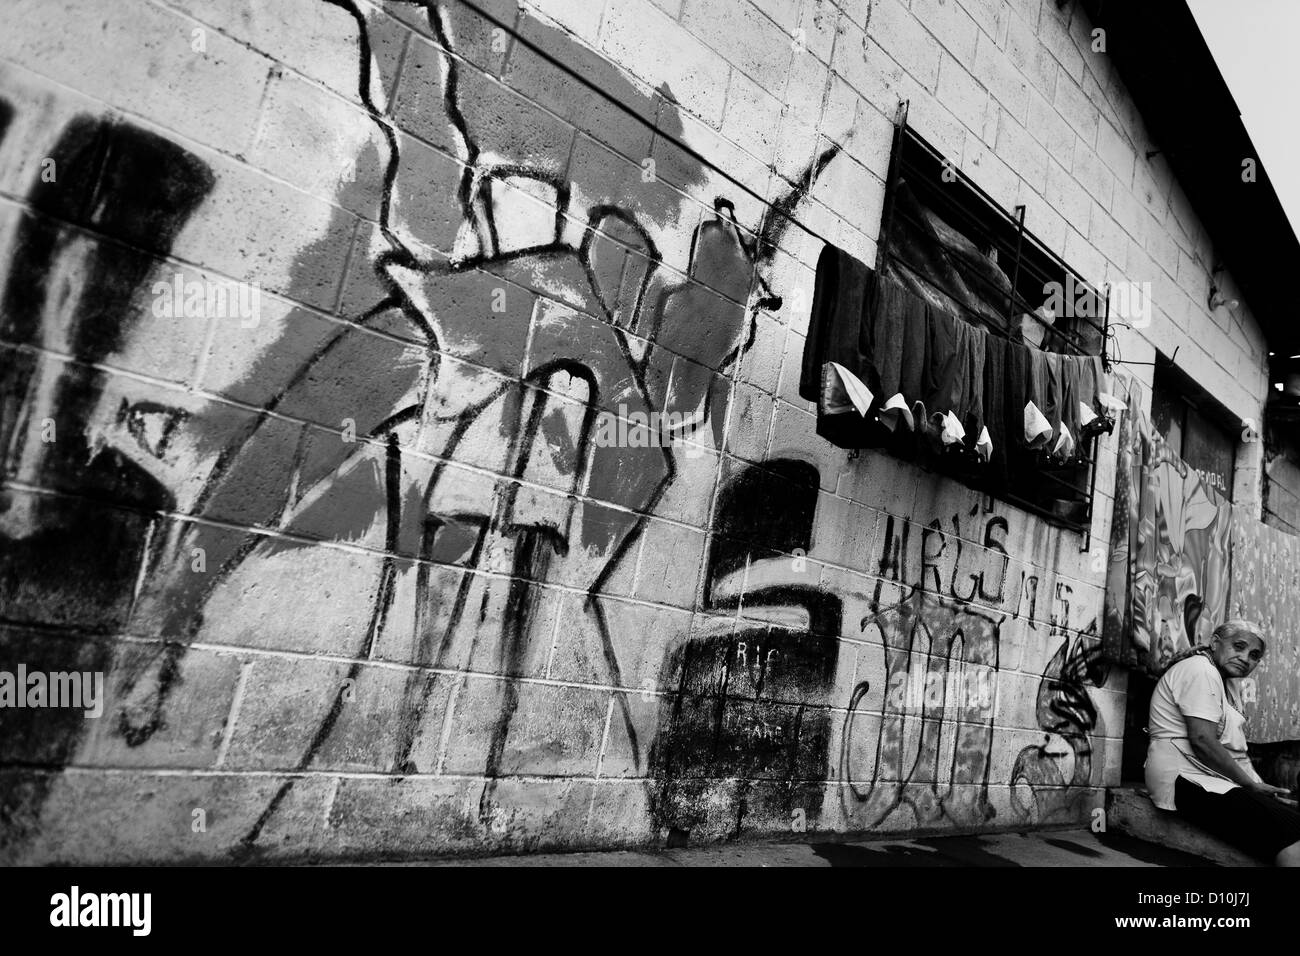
left=1010, top=619, right=1109, bottom=823
left=0, top=0, right=849, bottom=854
left=840, top=586, right=1002, bottom=828
left=1102, top=380, right=1232, bottom=675
left=839, top=507, right=1015, bottom=829
left=649, top=459, right=839, bottom=841
left=0, top=0, right=1113, bottom=857
left=0, top=109, right=216, bottom=843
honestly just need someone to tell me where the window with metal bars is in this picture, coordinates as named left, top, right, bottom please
left=1151, top=359, right=1237, bottom=501
left=870, top=108, right=1110, bottom=537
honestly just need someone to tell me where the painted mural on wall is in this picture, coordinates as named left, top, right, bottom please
left=1102, top=379, right=1232, bottom=676
left=1228, top=510, right=1300, bottom=742
left=0, top=0, right=1114, bottom=860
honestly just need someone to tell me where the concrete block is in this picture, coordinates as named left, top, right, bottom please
left=797, top=0, right=840, bottom=64
left=1003, top=7, right=1057, bottom=100
left=1095, top=118, right=1135, bottom=184
left=1037, top=0, right=1085, bottom=83
left=972, top=30, right=1030, bottom=124
left=726, top=381, right=776, bottom=463
left=912, top=0, right=979, bottom=63
left=681, top=0, right=796, bottom=84
left=1, top=768, right=332, bottom=864
left=1053, top=73, right=1099, bottom=145
left=1025, top=86, right=1073, bottom=165
left=960, top=136, right=1019, bottom=211
left=170, top=150, right=357, bottom=313
left=391, top=33, right=462, bottom=155
left=634, top=517, right=707, bottom=608
left=221, top=655, right=435, bottom=773
left=442, top=677, right=609, bottom=776
left=721, top=67, right=784, bottom=168
left=769, top=399, right=846, bottom=493
left=935, top=54, right=990, bottom=135
left=1106, top=787, right=1264, bottom=866
left=1070, top=132, right=1115, bottom=208
left=1145, top=224, right=1180, bottom=279
left=504, top=8, right=660, bottom=164
left=1088, top=202, right=1128, bottom=272
left=1132, top=152, right=1174, bottom=220
left=1016, top=179, right=1068, bottom=253
left=601, top=0, right=730, bottom=128
left=523, top=0, right=605, bottom=45
left=1063, top=225, right=1104, bottom=287
left=865, top=0, right=942, bottom=91
left=0, top=0, right=270, bottom=158
left=167, top=0, right=403, bottom=107
left=995, top=111, right=1048, bottom=195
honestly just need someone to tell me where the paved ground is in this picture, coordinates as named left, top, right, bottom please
left=419, top=827, right=1221, bottom=867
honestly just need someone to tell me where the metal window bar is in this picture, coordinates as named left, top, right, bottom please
left=867, top=99, right=912, bottom=323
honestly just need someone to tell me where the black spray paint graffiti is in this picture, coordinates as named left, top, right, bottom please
left=1010, top=621, right=1109, bottom=823
left=840, top=586, right=1002, bottom=828
left=875, top=509, right=1037, bottom=619
left=236, top=1, right=833, bottom=849
left=835, top=505, right=1015, bottom=828
left=833, top=501, right=1068, bottom=829
left=838, top=503, right=1106, bottom=829
left=649, top=459, right=840, bottom=841
left=0, top=111, right=215, bottom=844
left=0, top=0, right=840, bottom=855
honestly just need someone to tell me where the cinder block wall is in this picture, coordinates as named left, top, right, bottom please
left=0, top=0, right=1269, bottom=862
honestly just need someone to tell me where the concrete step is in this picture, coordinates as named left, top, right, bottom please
left=1106, top=787, right=1263, bottom=867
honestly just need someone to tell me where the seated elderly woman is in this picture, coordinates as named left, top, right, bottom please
left=1146, top=620, right=1300, bottom=866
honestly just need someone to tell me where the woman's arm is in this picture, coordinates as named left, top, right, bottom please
left=1186, top=717, right=1289, bottom=795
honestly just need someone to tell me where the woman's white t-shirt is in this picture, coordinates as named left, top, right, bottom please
left=1144, top=654, right=1262, bottom=811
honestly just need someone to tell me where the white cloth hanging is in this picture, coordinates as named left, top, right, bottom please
left=878, top=392, right=914, bottom=431
left=1024, top=401, right=1052, bottom=447
left=828, top=362, right=874, bottom=416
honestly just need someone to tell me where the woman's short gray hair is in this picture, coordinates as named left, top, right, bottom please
left=1212, top=619, right=1267, bottom=650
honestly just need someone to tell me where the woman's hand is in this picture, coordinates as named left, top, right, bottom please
left=1248, top=781, right=1293, bottom=800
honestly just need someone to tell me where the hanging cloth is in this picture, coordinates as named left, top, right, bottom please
left=982, top=333, right=1010, bottom=489
left=802, top=244, right=875, bottom=403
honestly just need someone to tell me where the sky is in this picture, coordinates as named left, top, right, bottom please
left=1186, top=0, right=1300, bottom=236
